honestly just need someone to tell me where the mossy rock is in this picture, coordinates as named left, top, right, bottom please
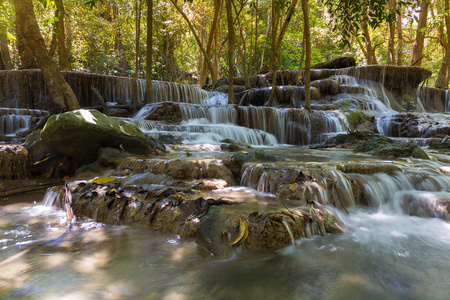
left=233, top=149, right=278, bottom=167
left=355, top=136, right=429, bottom=159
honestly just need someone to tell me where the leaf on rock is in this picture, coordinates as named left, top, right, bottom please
left=91, top=177, right=115, bottom=184
left=229, top=219, right=249, bottom=246
left=289, top=183, right=298, bottom=192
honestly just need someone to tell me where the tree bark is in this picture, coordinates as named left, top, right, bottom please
left=274, top=0, right=299, bottom=58
left=132, top=0, right=142, bottom=108
left=213, top=0, right=220, bottom=82
left=15, top=3, right=38, bottom=70
left=226, top=0, right=235, bottom=104
left=397, top=9, right=403, bottom=66
left=200, top=0, right=222, bottom=86
left=302, top=0, right=311, bottom=111
left=0, top=35, right=13, bottom=70
left=361, top=15, right=377, bottom=65
left=146, top=0, right=153, bottom=103
left=55, top=0, right=71, bottom=71
left=14, top=0, right=79, bottom=111
left=435, top=0, right=450, bottom=88
left=268, top=0, right=280, bottom=105
left=387, top=0, right=396, bottom=65
left=410, top=0, right=431, bottom=66
left=232, top=0, right=250, bottom=88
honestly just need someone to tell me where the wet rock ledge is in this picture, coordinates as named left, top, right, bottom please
left=62, top=177, right=343, bottom=257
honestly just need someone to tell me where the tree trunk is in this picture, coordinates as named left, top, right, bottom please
left=132, top=0, right=141, bottom=109
left=232, top=0, right=251, bottom=88
left=296, top=35, right=305, bottom=86
left=361, top=17, right=376, bottom=65
left=302, top=0, right=311, bottom=111
left=146, top=0, right=153, bottom=103
left=15, top=2, right=38, bottom=70
left=435, top=0, right=450, bottom=88
left=274, top=0, right=299, bottom=57
left=260, top=12, right=271, bottom=71
left=226, top=0, right=235, bottom=104
left=200, top=0, right=222, bottom=86
left=397, top=10, right=403, bottom=66
left=14, top=0, right=79, bottom=111
left=410, top=0, right=431, bottom=66
left=169, top=0, right=217, bottom=87
left=268, top=0, right=280, bottom=106
left=55, top=0, right=71, bottom=70
left=213, top=0, right=220, bottom=82
left=252, top=2, right=258, bottom=75
left=0, top=35, right=13, bottom=70
left=387, top=0, right=396, bottom=65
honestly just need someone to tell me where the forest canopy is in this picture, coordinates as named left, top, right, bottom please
left=0, top=0, right=449, bottom=87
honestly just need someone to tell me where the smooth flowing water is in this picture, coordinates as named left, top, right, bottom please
left=2, top=148, right=450, bottom=299
left=2, top=71, right=450, bottom=299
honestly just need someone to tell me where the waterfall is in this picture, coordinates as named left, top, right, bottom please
left=0, top=108, right=49, bottom=135
left=446, top=90, right=450, bottom=112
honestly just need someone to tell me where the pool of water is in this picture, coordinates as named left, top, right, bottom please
left=1, top=193, right=450, bottom=299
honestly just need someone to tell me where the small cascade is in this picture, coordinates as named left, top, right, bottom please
left=42, top=187, right=62, bottom=207
left=152, top=81, right=210, bottom=104
left=0, top=108, right=49, bottom=135
left=376, top=113, right=398, bottom=136
left=179, top=103, right=237, bottom=124
left=446, top=90, right=450, bottom=112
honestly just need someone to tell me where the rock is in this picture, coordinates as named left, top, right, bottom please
left=354, top=136, right=429, bottom=159
left=159, top=134, right=183, bottom=145
left=116, top=158, right=238, bottom=186
left=105, top=108, right=129, bottom=117
left=98, top=147, right=131, bottom=167
left=232, top=149, right=278, bottom=167
left=220, top=138, right=253, bottom=152
left=40, top=109, right=153, bottom=164
left=22, top=129, right=56, bottom=162
left=312, top=57, right=356, bottom=69
left=134, top=102, right=182, bottom=122
left=428, top=142, right=450, bottom=153
left=0, top=144, right=30, bottom=179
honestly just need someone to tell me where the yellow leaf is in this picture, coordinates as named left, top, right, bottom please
left=229, top=219, right=249, bottom=246
left=119, top=144, right=125, bottom=151
left=33, top=156, right=52, bottom=165
left=289, top=183, right=298, bottom=192
left=91, top=177, right=115, bottom=184
left=174, top=145, right=178, bottom=150
left=241, top=151, right=248, bottom=155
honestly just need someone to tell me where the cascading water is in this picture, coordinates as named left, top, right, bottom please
left=0, top=108, right=49, bottom=135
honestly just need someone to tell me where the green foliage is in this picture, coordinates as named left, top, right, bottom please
left=340, top=99, right=366, bottom=133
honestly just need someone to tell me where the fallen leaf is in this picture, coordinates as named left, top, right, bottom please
left=91, top=177, right=115, bottom=184
left=289, top=183, right=298, bottom=192
left=229, top=219, right=249, bottom=246
left=241, top=150, right=248, bottom=155
left=34, top=156, right=52, bottom=165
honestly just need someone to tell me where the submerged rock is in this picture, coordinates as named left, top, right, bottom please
left=40, top=109, right=154, bottom=164
left=232, top=149, right=278, bottom=167
left=354, top=136, right=429, bottom=159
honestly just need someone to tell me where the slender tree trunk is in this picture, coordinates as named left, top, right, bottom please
left=387, top=0, right=396, bottom=65
left=226, top=0, right=235, bottom=104
left=361, top=17, right=376, bottom=65
left=213, top=0, right=220, bottom=81
left=55, top=0, right=71, bottom=70
left=232, top=0, right=250, bottom=88
left=274, top=0, right=299, bottom=57
left=14, top=0, right=79, bottom=111
left=302, top=0, right=311, bottom=111
left=132, top=0, right=141, bottom=108
left=268, top=0, right=280, bottom=105
left=397, top=10, right=403, bottom=66
left=200, top=0, right=222, bottom=86
left=410, top=0, right=431, bottom=66
left=252, top=2, right=258, bottom=75
left=435, top=0, right=450, bottom=88
left=296, top=35, right=305, bottom=86
left=0, top=36, right=13, bottom=70
left=146, top=0, right=153, bottom=103
left=260, top=12, right=271, bottom=71
left=169, top=0, right=217, bottom=87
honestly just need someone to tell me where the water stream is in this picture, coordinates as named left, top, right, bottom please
left=2, top=72, right=450, bottom=298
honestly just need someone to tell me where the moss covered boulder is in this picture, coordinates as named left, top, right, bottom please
left=41, top=109, right=153, bottom=163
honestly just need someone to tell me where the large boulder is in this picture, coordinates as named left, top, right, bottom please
left=41, top=109, right=153, bottom=163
